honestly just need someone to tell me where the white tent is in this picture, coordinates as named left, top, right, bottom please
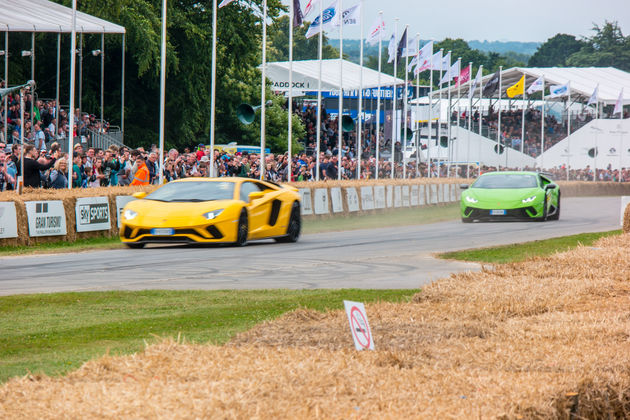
left=264, top=59, right=404, bottom=95
left=0, top=0, right=125, bottom=33
left=435, top=67, right=630, bottom=106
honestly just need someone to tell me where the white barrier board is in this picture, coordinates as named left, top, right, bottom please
left=116, top=196, right=137, bottom=228
left=299, top=189, right=313, bottom=215
left=313, top=188, right=330, bottom=215
left=430, top=184, right=438, bottom=204
left=386, top=185, right=393, bottom=208
left=450, top=184, right=457, bottom=202
left=441, top=184, right=450, bottom=202
left=410, top=185, right=419, bottom=206
left=437, top=184, right=444, bottom=203
left=360, top=186, right=375, bottom=210
left=621, top=196, right=630, bottom=226
left=345, top=188, right=360, bottom=212
left=330, top=187, right=344, bottom=213
left=76, top=196, right=111, bottom=232
left=402, top=185, right=410, bottom=207
left=25, top=200, right=67, bottom=237
left=418, top=185, right=426, bottom=205
left=0, top=202, right=18, bottom=238
left=393, top=186, right=402, bottom=208
left=374, top=186, right=386, bottom=209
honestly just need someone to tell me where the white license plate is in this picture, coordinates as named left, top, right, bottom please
left=490, top=210, right=506, bottom=216
left=151, top=228, right=175, bottom=236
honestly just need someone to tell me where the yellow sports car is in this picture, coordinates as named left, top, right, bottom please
left=120, top=178, right=301, bottom=248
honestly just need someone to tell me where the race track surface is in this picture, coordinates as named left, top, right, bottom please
left=0, top=196, right=622, bottom=296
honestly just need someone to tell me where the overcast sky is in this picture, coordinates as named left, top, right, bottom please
left=286, top=0, right=630, bottom=42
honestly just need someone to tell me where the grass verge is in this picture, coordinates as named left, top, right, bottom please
left=438, top=229, right=622, bottom=264
left=0, top=204, right=459, bottom=257
left=0, top=289, right=415, bottom=383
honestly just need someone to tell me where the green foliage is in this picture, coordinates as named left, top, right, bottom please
left=528, top=34, right=586, bottom=67
left=565, top=22, right=630, bottom=71
left=267, top=16, right=338, bottom=61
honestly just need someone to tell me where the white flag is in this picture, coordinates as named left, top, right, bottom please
left=387, top=33, right=396, bottom=63
left=440, top=60, right=460, bottom=85
left=413, top=41, right=434, bottom=75
left=548, top=82, right=569, bottom=98
left=468, top=67, right=482, bottom=99
left=305, top=0, right=340, bottom=39
left=366, top=15, right=385, bottom=46
left=526, top=76, right=544, bottom=95
left=303, top=0, right=320, bottom=16
left=338, top=3, right=360, bottom=26
left=407, top=54, right=418, bottom=73
left=218, top=0, right=236, bottom=8
left=429, top=50, right=443, bottom=71
left=613, top=88, right=624, bottom=115
left=402, top=36, right=419, bottom=58
left=587, top=85, right=599, bottom=106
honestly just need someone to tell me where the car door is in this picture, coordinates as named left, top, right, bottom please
left=239, top=181, right=275, bottom=239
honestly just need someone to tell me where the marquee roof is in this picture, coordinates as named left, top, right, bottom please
left=0, top=0, right=125, bottom=34
left=436, top=67, right=629, bottom=106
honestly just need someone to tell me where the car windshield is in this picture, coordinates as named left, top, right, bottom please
left=145, top=181, right=235, bottom=202
left=472, top=174, right=538, bottom=189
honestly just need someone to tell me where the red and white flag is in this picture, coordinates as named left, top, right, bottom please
left=366, top=14, right=385, bottom=45
left=613, top=88, right=624, bottom=116
left=304, top=0, right=320, bottom=16
left=413, top=41, right=434, bottom=75
left=218, top=0, right=236, bottom=8
left=456, top=64, right=471, bottom=87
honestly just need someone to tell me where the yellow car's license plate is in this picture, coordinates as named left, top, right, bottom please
left=151, top=228, right=175, bottom=235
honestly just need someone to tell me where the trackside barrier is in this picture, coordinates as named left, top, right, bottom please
left=1, top=181, right=630, bottom=246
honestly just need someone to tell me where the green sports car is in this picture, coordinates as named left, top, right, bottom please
left=460, top=171, right=560, bottom=222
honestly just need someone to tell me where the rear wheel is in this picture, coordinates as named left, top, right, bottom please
left=125, top=243, right=145, bottom=249
left=235, top=210, right=248, bottom=246
left=276, top=202, right=301, bottom=243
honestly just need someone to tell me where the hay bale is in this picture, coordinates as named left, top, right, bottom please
left=624, top=202, right=630, bottom=233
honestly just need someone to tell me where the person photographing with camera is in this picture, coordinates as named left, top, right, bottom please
left=23, top=145, right=58, bottom=188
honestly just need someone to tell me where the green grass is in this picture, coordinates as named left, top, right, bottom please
left=438, top=230, right=622, bottom=264
left=0, top=205, right=459, bottom=256
left=0, top=289, right=416, bottom=383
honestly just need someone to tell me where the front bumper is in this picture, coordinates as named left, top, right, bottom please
left=120, top=219, right=236, bottom=244
left=461, top=205, right=541, bottom=221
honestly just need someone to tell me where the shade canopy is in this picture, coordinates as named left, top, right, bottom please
left=0, top=0, right=125, bottom=34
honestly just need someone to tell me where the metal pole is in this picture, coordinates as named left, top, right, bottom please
left=477, top=65, right=483, bottom=177
left=466, top=62, right=472, bottom=179
left=427, top=58, right=433, bottom=178
left=357, top=0, right=364, bottom=180
left=455, top=57, right=461, bottom=177
left=446, top=51, right=452, bottom=178
left=78, top=32, right=82, bottom=120
left=19, top=90, right=24, bottom=193
left=3, top=32, right=8, bottom=144
left=260, top=0, right=267, bottom=180
left=375, top=11, right=382, bottom=180
left=436, top=48, right=443, bottom=178
left=100, top=33, right=104, bottom=132
left=540, top=76, right=545, bottom=171
left=566, top=82, right=570, bottom=181
left=158, top=0, right=167, bottom=184
left=391, top=18, right=397, bottom=179
left=497, top=65, right=502, bottom=171
left=68, top=0, right=77, bottom=189
left=520, top=73, right=526, bottom=170
left=593, top=85, right=597, bottom=181
left=416, top=38, right=421, bottom=177
left=55, top=33, right=60, bottom=138
left=337, top=0, right=343, bottom=181
left=30, top=33, right=34, bottom=122
left=315, top=0, right=323, bottom=181
left=209, top=0, right=217, bottom=176
left=121, top=33, right=125, bottom=136
left=287, top=0, right=293, bottom=182
left=402, top=25, right=409, bottom=179
left=619, top=89, right=623, bottom=183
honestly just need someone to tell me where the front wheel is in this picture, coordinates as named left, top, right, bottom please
left=276, top=202, right=301, bottom=243
left=536, top=195, right=548, bottom=222
left=548, top=194, right=561, bottom=220
left=461, top=217, right=473, bottom=224
left=235, top=210, right=248, bottom=246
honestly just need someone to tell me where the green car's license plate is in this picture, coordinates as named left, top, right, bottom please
left=490, top=210, right=506, bottom=216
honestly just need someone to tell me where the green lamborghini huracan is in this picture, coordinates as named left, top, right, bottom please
left=460, top=171, right=560, bottom=223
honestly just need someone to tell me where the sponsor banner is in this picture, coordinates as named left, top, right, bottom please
left=437, top=184, right=444, bottom=203
left=410, top=185, right=419, bottom=206
left=441, top=184, right=450, bottom=202
left=393, top=186, right=402, bottom=208
left=299, top=189, right=313, bottom=215
left=402, top=186, right=410, bottom=207
left=345, top=188, right=360, bottom=212
left=418, top=185, right=426, bottom=205
left=360, top=186, right=375, bottom=210
left=76, top=197, right=111, bottom=232
left=330, top=187, right=344, bottom=213
left=0, top=202, right=18, bottom=238
left=313, top=188, right=330, bottom=215
left=430, top=184, right=438, bottom=204
left=25, top=200, right=67, bottom=237
left=116, top=196, right=137, bottom=228
left=450, top=184, right=457, bottom=202
left=386, top=185, right=393, bottom=208
left=374, top=186, right=386, bottom=209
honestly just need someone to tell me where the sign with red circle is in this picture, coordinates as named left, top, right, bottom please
left=344, top=301, right=374, bottom=350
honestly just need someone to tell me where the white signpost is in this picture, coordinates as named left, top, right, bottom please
left=76, top=196, right=111, bottom=232
left=330, top=187, right=344, bottom=213
left=345, top=188, right=360, bottom=212
left=394, top=186, right=402, bottom=208
left=313, top=188, right=330, bottom=215
left=419, top=185, right=426, bottom=205
left=374, top=186, right=386, bottom=209
left=402, top=185, right=410, bottom=207
left=25, top=201, right=67, bottom=237
left=344, top=300, right=374, bottom=351
left=360, top=186, right=375, bottom=210
left=116, top=196, right=137, bottom=228
left=299, top=189, right=313, bottom=215
left=410, top=185, right=419, bottom=206
left=0, top=202, right=18, bottom=238
left=386, top=185, right=393, bottom=208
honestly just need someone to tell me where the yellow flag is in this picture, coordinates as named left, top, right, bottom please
left=506, top=75, right=525, bottom=98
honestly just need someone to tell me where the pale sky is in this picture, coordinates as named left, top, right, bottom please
left=286, top=0, right=630, bottom=42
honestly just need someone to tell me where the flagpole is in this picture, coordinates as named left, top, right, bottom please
left=477, top=64, right=483, bottom=177
left=357, top=0, right=364, bottom=180
left=391, top=18, right=398, bottom=179
left=540, top=76, right=545, bottom=172
left=437, top=48, right=443, bottom=178
left=158, top=0, right=167, bottom=185
left=287, top=0, right=294, bottom=182
left=402, top=24, right=409, bottom=179
left=67, top=0, right=77, bottom=189
left=416, top=36, right=421, bottom=177
left=210, top=0, right=218, bottom=177
left=375, top=11, right=383, bottom=180
left=315, top=0, right=323, bottom=181
left=497, top=65, right=502, bottom=171
left=466, top=62, right=472, bottom=179
left=337, top=0, right=343, bottom=181
left=566, top=81, right=570, bottom=181
left=455, top=57, right=461, bottom=177
left=618, top=88, right=623, bottom=183
left=446, top=51, right=452, bottom=178
left=594, top=84, right=598, bottom=181
left=427, top=52, right=433, bottom=178
left=520, top=72, right=526, bottom=171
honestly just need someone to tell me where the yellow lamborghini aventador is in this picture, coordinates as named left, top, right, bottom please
left=120, top=178, right=301, bottom=248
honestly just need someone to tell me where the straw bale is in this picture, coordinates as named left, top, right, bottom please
left=2, top=235, right=630, bottom=418
left=624, top=202, right=630, bottom=233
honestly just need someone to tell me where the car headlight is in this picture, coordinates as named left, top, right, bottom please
left=465, top=196, right=478, bottom=204
left=124, top=209, right=137, bottom=220
left=522, top=195, right=537, bottom=203
left=203, top=209, right=224, bottom=220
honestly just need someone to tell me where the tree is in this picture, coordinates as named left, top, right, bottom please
left=267, top=16, right=338, bottom=62
left=565, top=21, right=630, bottom=71
left=528, top=34, right=586, bottom=67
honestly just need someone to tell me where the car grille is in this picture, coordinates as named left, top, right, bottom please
left=122, top=227, right=223, bottom=240
left=464, top=206, right=537, bottom=219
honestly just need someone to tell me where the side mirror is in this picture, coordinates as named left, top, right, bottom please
left=460, top=184, right=469, bottom=190
left=545, top=184, right=557, bottom=190
left=248, top=191, right=266, bottom=202
left=132, top=191, right=147, bottom=199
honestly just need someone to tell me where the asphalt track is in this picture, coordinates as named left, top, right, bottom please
left=0, top=196, right=623, bottom=296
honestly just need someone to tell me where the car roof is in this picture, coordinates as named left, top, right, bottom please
left=479, top=171, right=540, bottom=176
left=170, top=177, right=282, bottom=189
